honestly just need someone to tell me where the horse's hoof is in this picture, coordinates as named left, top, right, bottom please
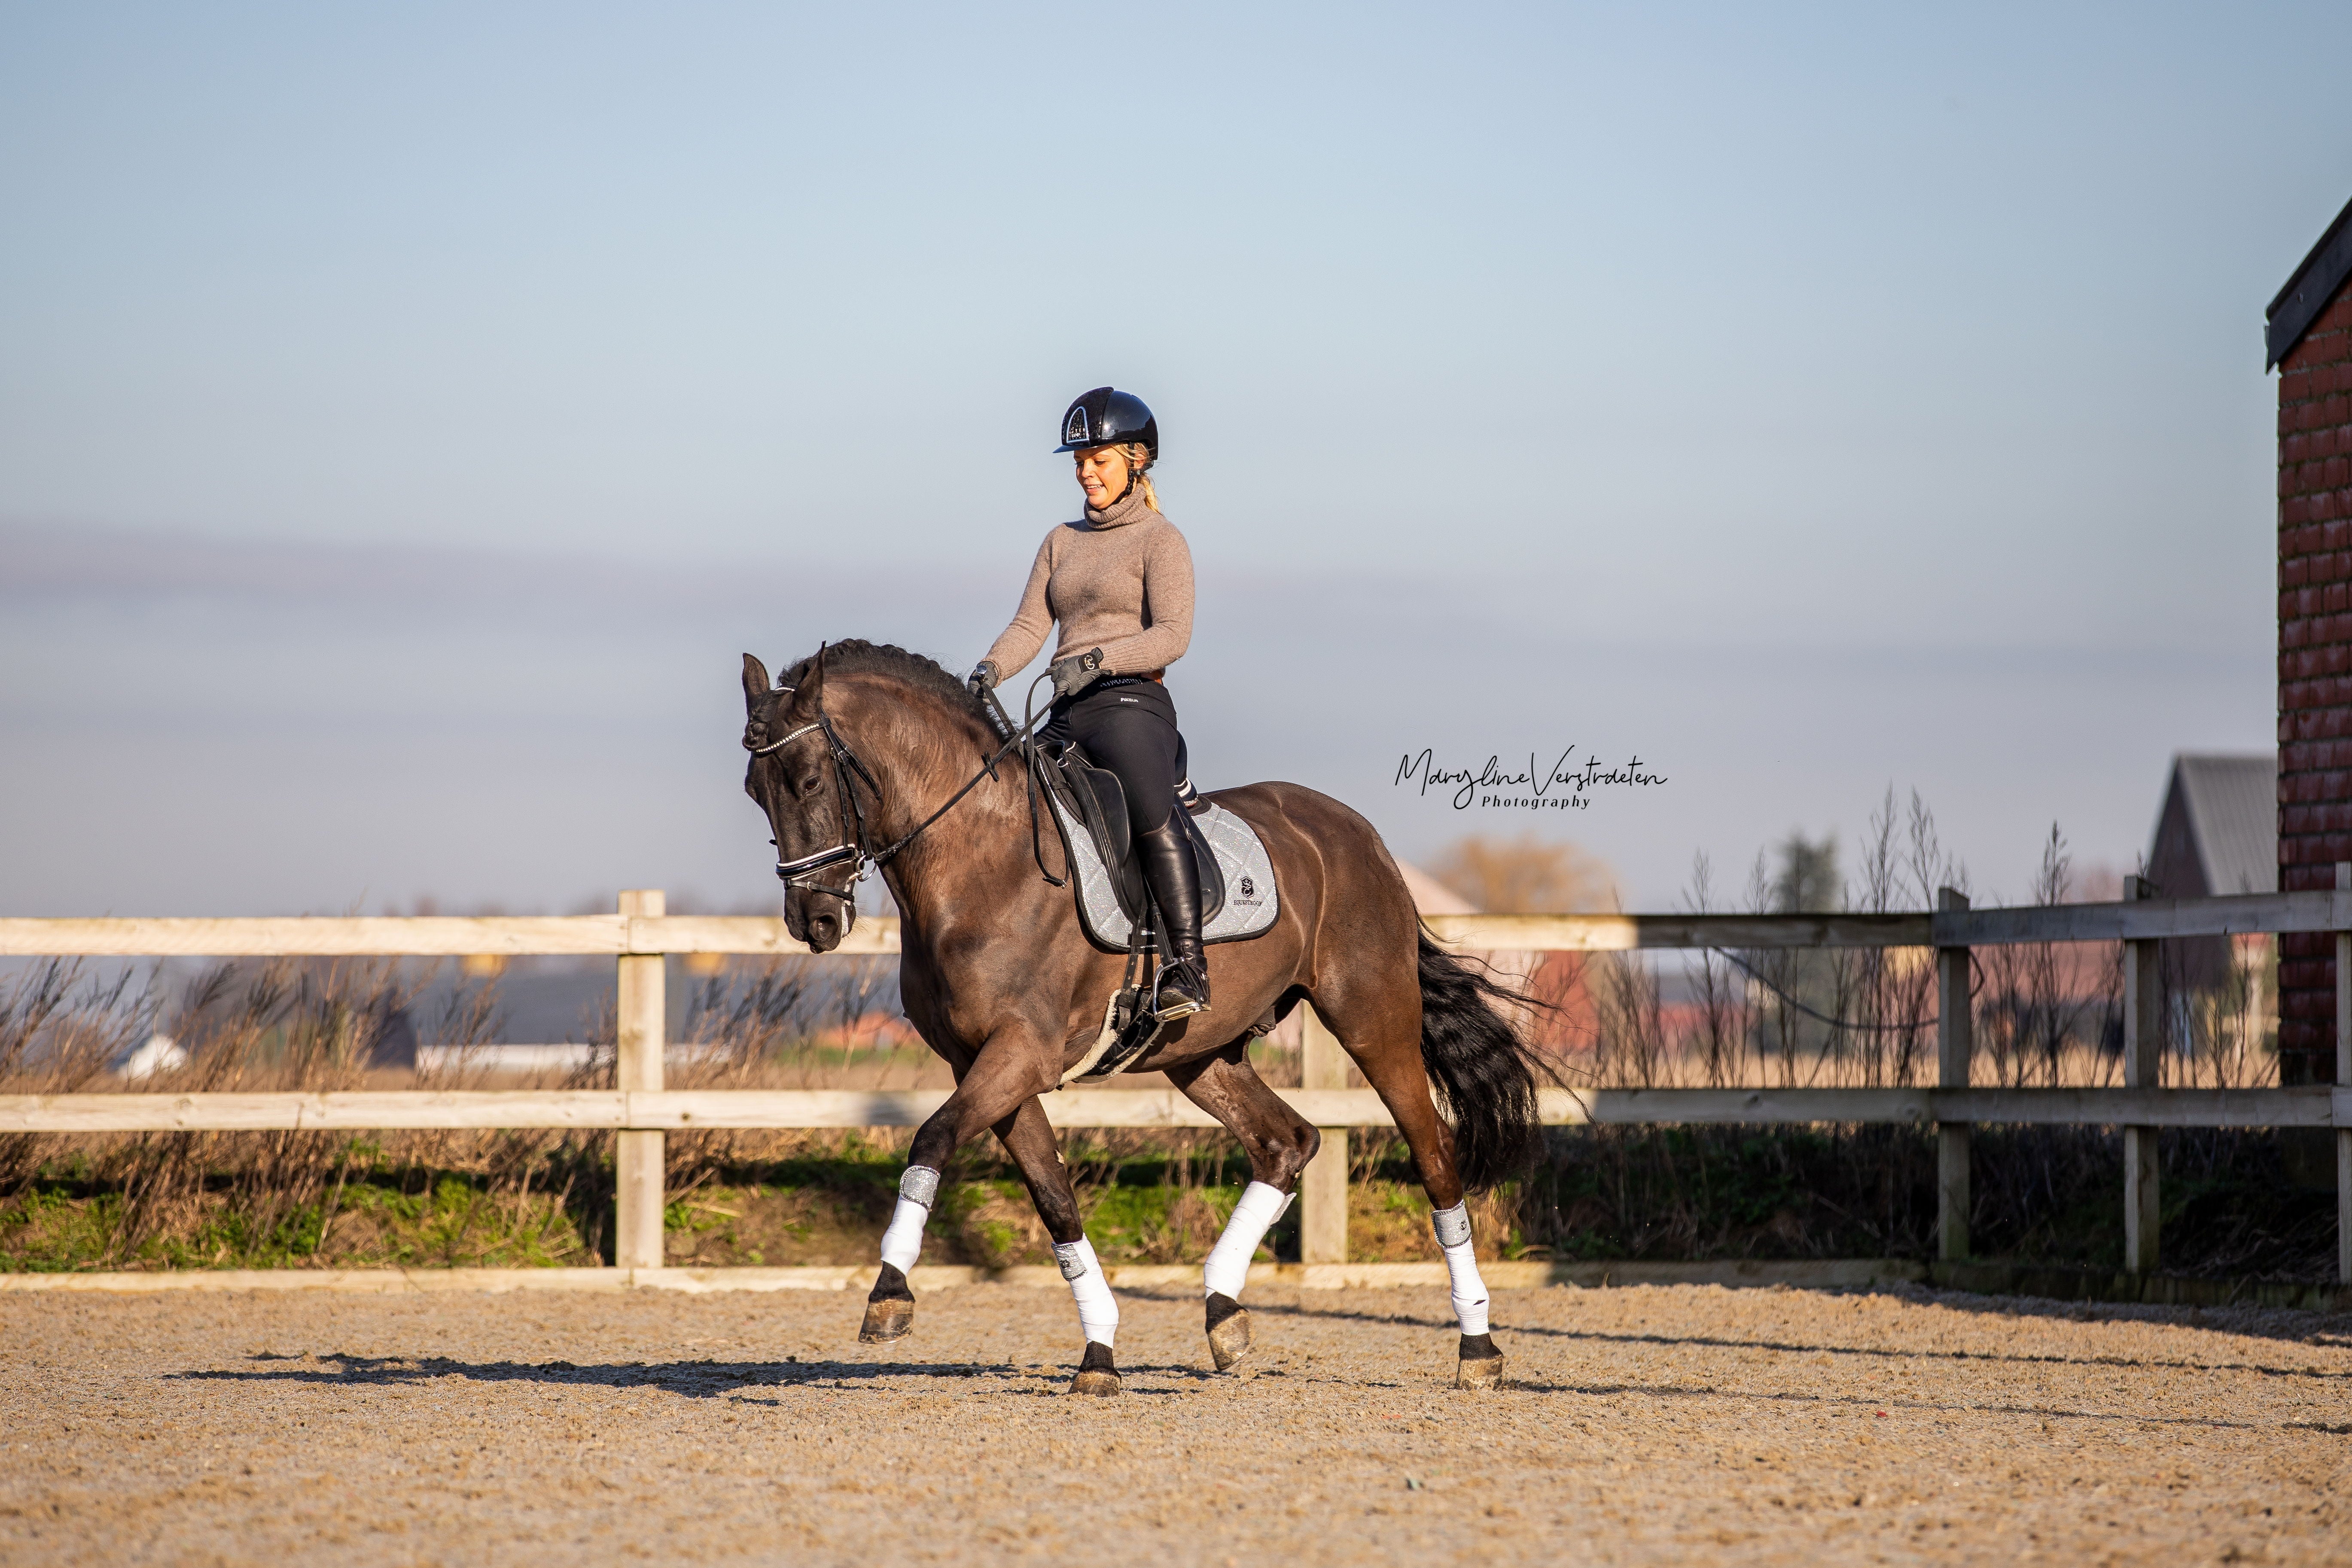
left=1205, top=1291, right=1252, bottom=1372
left=1455, top=1332, right=1505, bottom=1391
left=859, top=1300, right=912, bottom=1343
left=859, top=1263, right=914, bottom=1344
left=1069, top=1341, right=1121, bottom=1397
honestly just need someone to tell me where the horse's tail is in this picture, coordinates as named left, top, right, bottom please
left=1415, top=927, right=1552, bottom=1193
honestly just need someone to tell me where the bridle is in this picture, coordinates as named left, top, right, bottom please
left=745, top=664, right=1062, bottom=907
left=746, top=692, right=882, bottom=902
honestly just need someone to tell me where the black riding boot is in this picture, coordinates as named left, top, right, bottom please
left=1133, top=819, right=1210, bottom=1019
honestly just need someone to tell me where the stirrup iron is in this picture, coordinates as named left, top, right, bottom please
left=1149, top=960, right=1208, bottom=1021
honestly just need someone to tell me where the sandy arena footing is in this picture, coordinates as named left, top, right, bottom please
left=0, top=1279, right=2346, bottom=1565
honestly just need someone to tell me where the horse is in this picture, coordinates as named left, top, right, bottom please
left=738, top=639, right=1549, bottom=1394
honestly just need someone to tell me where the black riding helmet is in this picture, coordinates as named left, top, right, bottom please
left=1055, top=387, right=1158, bottom=460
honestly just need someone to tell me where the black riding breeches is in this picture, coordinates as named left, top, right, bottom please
left=1040, top=676, right=1188, bottom=836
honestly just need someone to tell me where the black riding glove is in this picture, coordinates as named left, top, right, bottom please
left=967, top=660, right=1000, bottom=697
left=1048, top=648, right=1106, bottom=700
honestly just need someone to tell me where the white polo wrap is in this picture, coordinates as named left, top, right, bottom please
left=1202, top=1181, right=1293, bottom=1300
left=1432, top=1202, right=1490, bottom=1336
left=1054, top=1237, right=1118, bottom=1348
left=878, top=1164, right=941, bottom=1274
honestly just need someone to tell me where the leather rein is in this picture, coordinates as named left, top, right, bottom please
left=746, top=673, right=1065, bottom=905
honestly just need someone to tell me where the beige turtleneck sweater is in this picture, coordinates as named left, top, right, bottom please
left=982, top=489, right=1195, bottom=679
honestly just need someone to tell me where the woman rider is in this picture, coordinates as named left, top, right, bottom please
left=966, top=387, right=1208, bottom=1022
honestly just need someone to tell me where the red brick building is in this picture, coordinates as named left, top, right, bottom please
left=2272, top=193, right=2352, bottom=1086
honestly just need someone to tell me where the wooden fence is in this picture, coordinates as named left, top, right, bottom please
left=4, top=878, right=2350, bottom=1285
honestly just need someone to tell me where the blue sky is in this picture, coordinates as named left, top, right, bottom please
left=3, top=3, right=2347, bottom=915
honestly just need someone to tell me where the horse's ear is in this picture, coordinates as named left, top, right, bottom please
left=804, top=642, right=829, bottom=702
left=741, top=654, right=771, bottom=712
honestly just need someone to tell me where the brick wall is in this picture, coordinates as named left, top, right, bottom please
left=2276, top=278, right=2352, bottom=1084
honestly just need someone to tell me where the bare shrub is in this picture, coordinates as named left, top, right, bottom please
left=1429, top=833, right=1616, bottom=913
left=0, top=961, right=157, bottom=1189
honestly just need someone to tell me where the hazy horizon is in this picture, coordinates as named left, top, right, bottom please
left=1, top=517, right=2261, bottom=917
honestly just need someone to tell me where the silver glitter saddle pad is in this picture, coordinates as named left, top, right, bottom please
left=1046, top=795, right=1279, bottom=953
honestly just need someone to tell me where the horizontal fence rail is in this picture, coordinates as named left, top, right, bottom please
left=4, top=1087, right=2348, bottom=1135
left=0, top=914, right=899, bottom=958
left=4, top=881, right=2350, bottom=1288
left=7, top=887, right=2352, bottom=958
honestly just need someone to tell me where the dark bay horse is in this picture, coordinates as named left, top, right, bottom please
left=739, top=640, right=1547, bottom=1394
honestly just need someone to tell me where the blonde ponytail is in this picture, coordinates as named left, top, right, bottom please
left=1126, top=442, right=1160, bottom=512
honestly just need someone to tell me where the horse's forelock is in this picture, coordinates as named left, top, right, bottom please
left=742, top=684, right=801, bottom=753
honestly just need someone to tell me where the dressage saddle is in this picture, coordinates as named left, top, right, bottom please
left=1036, top=741, right=1225, bottom=930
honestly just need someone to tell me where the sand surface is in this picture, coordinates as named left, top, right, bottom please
left=1, top=1279, right=2346, bottom=1565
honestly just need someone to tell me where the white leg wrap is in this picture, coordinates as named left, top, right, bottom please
left=877, top=1166, right=938, bottom=1275
left=1432, top=1202, right=1490, bottom=1336
left=1054, top=1237, right=1118, bottom=1348
left=1203, top=1181, right=1293, bottom=1300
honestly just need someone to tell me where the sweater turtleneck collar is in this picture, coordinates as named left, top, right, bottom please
left=1082, top=487, right=1156, bottom=530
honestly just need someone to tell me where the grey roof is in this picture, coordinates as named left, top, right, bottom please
left=2169, top=754, right=2277, bottom=896
left=2267, top=192, right=2352, bottom=369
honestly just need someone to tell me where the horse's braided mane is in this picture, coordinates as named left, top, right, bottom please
left=775, top=639, right=994, bottom=730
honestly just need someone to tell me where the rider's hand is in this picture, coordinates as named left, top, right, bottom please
left=967, top=660, right=1000, bottom=696
left=1049, top=648, right=1106, bottom=700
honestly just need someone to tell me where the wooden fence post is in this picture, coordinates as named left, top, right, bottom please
left=1298, top=1005, right=1348, bottom=1265
left=2122, top=875, right=2160, bottom=1274
left=615, top=889, right=666, bottom=1272
left=1936, top=888, right=1972, bottom=1262
left=2337, top=863, right=2350, bottom=1287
